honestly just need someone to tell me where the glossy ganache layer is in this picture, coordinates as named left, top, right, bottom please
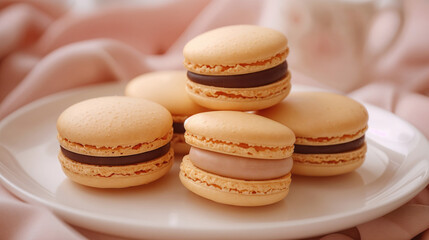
left=187, top=61, right=287, bottom=88
left=294, top=136, right=365, bottom=154
left=173, top=122, right=186, bottom=134
left=60, top=143, right=171, bottom=166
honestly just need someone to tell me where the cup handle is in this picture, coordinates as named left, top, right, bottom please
left=369, top=0, right=405, bottom=63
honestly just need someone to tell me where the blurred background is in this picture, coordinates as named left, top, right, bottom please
left=2, top=0, right=428, bottom=136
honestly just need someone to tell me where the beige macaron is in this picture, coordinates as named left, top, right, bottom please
left=125, top=71, right=208, bottom=154
left=183, top=25, right=291, bottom=111
left=57, top=96, right=174, bottom=188
left=180, top=111, right=295, bottom=206
left=258, top=92, right=369, bottom=176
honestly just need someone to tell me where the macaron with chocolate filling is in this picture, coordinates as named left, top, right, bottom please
left=57, top=96, right=174, bottom=188
left=183, top=25, right=291, bottom=111
left=180, top=111, right=295, bottom=206
left=257, top=92, right=369, bottom=176
left=125, top=71, right=208, bottom=154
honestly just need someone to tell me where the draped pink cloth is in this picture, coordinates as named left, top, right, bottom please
left=0, top=0, right=428, bottom=239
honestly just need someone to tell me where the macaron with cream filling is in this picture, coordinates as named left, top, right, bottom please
left=183, top=25, right=292, bottom=111
left=57, top=96, right=174, bottom=188
left=257, top=92, right=369, bottom=176
left=179, top=111, right=295, bottom=206
left=125, top=71, right=208, bottom=154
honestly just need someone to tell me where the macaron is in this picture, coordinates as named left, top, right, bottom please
left=125, top=71, right=208, bottom=154
left=183, top=25, right=291, bottom=111
left=179, top=111, right=295, bottom=206
left=257, top=92, right=369, bottom=176
left=57, top=96, right=174, bottom=188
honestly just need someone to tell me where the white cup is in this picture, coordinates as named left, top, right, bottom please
left=277, top=0, right=404, bottom=91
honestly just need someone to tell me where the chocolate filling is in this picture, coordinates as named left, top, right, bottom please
left=187, top=61, right=288, bottom=88
left=294, top=136, right=365, bottom=154
left=60, top=143, right=171, bottom=166
left=173, top=122, right=185, bottom=134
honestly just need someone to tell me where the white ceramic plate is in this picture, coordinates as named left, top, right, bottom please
left=0, top=83, right=428, bottom=240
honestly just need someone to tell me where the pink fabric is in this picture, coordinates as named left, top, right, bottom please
left=0, top=0, right=428, bottom=239
left=0, top=186, right=83, bottom=239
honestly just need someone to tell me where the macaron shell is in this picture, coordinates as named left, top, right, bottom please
left=57, top=96, right=172, bottom=150
left=186, top=72, right=291, bottom=111
left=185, top=111, right=295, bottom=147
left=183, top=25, right=288, bottom=75
left=125, top=71, right=208, bottom=116
left=258, top=91, right=368, bottom=145
left=184, top=111, right=295, bottom=159
left=179, top=156, right=291, bottom=206
left=58, top=147, right=174, bottom=188
left=292, top=144, right=367, bottom=176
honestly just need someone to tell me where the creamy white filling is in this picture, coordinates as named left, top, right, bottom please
left=189, top=147, right=292, bottom=180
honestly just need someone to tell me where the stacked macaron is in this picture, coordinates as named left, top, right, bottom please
left=179, top=111, right=295, bottom=206
left=177, top=25, right=369, bottom=205
left=57, top=96, right=174, bottom=188
left=258, top=92, right=369, bottom=176
left=125, top=71, right=208, bottom=154
left=183, top=25, right=291, bottom=111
